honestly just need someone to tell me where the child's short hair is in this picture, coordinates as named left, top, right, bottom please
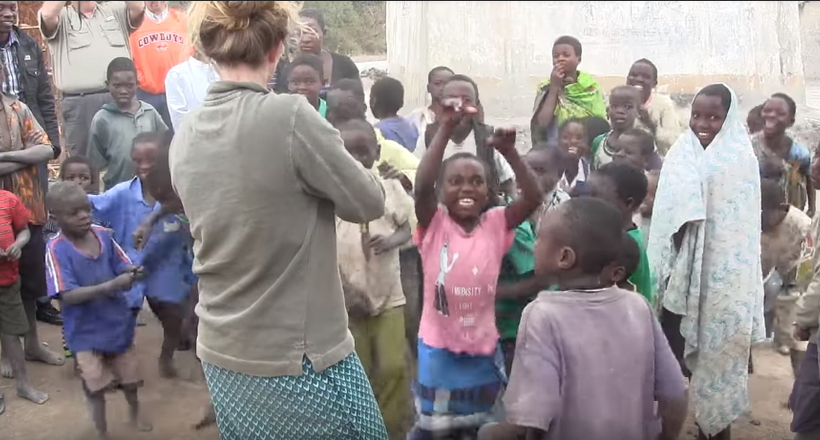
left=633, top=58, right=658, bottom=81
left=287, top=53, right=324, bottom=81
left=594, top=161, right=648, bottom=206
left=329, top=79, right=366, bottom=102
left=553, top=35, right=582, bottom=57
left=106, top=57, right=136, bottom=81
left=771, top=92, right=797, bottom=119
left=427, top=66, right=454, bottom=83
left=59, top=155, right=96, bottom=181
left=558, top=117, right=586, bottom=135
left=619, top=232, right=641, bottom=281
left=370, top=76, right=405, bottom=115
left=761, top=177, right=786, bottom=209
left=557, top=197, right=624, bottom=274
left=132, top=131, right=166, bottom=150
left=299, top=8, right=326, bottom=33
left=334, top=117, right=377, bottom=140
left=583, top=116, right=610, bottom=140
left=46, top=180, right=85, bottom=212
left=609, top=85, right=641, bottom=103
left=697, top=84, right=732, bottom=113
left=621, top=128, right=656, bottom=157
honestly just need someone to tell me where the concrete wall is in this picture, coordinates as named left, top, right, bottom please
left=387, top=1, right=805, bottom=126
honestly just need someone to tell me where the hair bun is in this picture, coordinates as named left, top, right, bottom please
left=210, top=1, right=280, bottom=31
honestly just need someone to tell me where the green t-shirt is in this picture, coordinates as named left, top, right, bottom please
left=496, top=221, right=539, bottom=340
left=318, top=98, right=328, bottom=118
left=627, top=227, right=654, bottom=305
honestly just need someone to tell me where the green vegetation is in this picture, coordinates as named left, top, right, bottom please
left=302, top=1, right=386, bottom=56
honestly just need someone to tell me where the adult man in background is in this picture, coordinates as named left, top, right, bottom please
left=0, top=1, right=62, bottom=325
left=38, top=0, right=145, bottom=159
left=130, top=0, right=186, bottom=129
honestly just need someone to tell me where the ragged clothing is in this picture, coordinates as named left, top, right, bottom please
left=337, top=176, right=413, bottom=318
left=761, top=206, right=812, bottom=281
left=797, top=215, right=820, bottom=342
left=647, top=84, right=764, bottom=436
left=751, top=134, right=812, bottom=211
left=141, top=212, right=195, bottom=305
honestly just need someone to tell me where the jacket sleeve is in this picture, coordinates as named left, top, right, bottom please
left=34, top=41, right=60, bottom=158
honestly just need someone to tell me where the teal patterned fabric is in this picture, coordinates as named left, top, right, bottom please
left=203, top=353, right=388, bottom=440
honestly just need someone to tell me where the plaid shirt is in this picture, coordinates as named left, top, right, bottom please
left=1, top=30, right=20, bottom=100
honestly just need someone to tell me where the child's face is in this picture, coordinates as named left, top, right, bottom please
left=689, top=94, right=728, bottom=148
left=340, top=128, right=379, bottom=169
left=552, top=44, right=579, bottom=76
left=61, top=162, right=93, bottom=193
left=326, top=90, right=365, bottom=125
left=747, top=110, right=764, bottom=135
left=534, top=209, right=575, bottom=278
left=587, top=173, right=634, bottom=220
left=442, top=81, right=478, bottom=135
left=441, top=157, right=488, bottom=222
left=53, top=192, right=93, bottom=237
left=297, top=17, right=324, bottom=55
left=107, top=70, right=137, bottom=106
left=607, top=89, right=639, bottom=131
left=131, top=142, right=159, bottom=180
left=558, top=122, right=588, bottom=159
left=626, top=62, right=656, bottom=102
left=427, top=69, right=454, bottom=103
left=761, top=97, right=794, bottom=137
left=613, top=135, right=648, bottom=170
left=288, top=65, right=322, bottom=107
left=524, top=151, right=560, bottom=194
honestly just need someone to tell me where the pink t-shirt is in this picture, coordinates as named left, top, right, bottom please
left=415, top=206, right=515, bottom=355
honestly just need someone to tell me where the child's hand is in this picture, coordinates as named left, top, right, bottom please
left=5, top=243, right=22, bottom=262
left=367, top=234, right=396, bottom=255
left=111, top=272, right=137, bottom=291
left=794, top=323, right=810, bottom=342
left=133, top=224, right=151, bottom=251
left=377, top=163, right=403, bottom=180
left=549, top=65, right=565, bottom=90
left=487, top=127, right=517, bottom=157
left=439, top=97, right=477, bottom=128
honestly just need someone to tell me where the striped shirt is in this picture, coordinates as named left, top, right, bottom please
left=1, top=30, right=20, bottom=99
left=0, top=189, right=29, bottom=285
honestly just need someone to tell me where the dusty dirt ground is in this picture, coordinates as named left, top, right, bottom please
left=0, top=313, right=803, bottom=440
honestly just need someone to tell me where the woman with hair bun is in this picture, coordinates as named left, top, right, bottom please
left=170, top=2, right=388, bottom=438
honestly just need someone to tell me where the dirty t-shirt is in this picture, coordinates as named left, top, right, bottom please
left=415, top=206, right=514, bottom=355
left=505, top=287, right=686, bottom=440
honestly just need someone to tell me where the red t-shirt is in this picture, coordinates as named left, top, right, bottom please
left=0, top=190, right=29, bottom=286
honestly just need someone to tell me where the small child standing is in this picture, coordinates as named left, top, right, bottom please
left=760, top=178, right=812, bottom=360
left=90, top=57, right=168, bottom=191
left=591, top=85, right=642, bottom=168
left=286, top=53, right=327, bottom=117
left=371, top=76, right=420, bottom=152
left=613, top=128, right=662, bottom=236
left=90, top=132, right=163, bottom=311
left=334, top=119, right=414, bottom=439
left=587, top=161, right=653, bottom=305
left=139, top=133, right=194, bottom=379
left=0, top=189, right=48, bottom=414
left=478, top=198, right=688, bottom=440
left=410, top=98, right=542, bottom=439
left=45, top=181, right=151, bottom=438
left=522, top=148, right=572, bottom=228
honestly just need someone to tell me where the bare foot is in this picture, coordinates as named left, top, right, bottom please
left=158, top=359, right=178, bottom=379
left=17, top=384, right=49, bottom=404
left=0, top=356, right=12, bottom=378
left=25, top=344, right=65, bottom=366
left=130, top=417, right=153, bottom=432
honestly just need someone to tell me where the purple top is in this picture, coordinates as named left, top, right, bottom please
left=504, top=287, right=686, bottom=440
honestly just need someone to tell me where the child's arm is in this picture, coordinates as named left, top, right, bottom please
left=489, top=129, right=542, bottom=229
left=651, top=311, right=689, bottom=440
left=0, top=105, right=57, bottom=164
left=88, top=116, right=110, bottom=173
left=133, top=208, right=171, bottom=251
left=140, top=223, right=179, bottom=273
left=808, top=178, right=816, bottom=218
left=533, top=68, right=565, bottom=132
left=497, top=275, right=543, bottom=300
left=60, top=273, right=136, bottom=305
left=4, top=225, right=30, bottom=261
left=414, top=100, right=476, bottom=228
left=87, top=185, right=127, bottom=228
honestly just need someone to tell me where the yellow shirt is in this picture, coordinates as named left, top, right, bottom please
left=375, top=128, right=418, bottom=184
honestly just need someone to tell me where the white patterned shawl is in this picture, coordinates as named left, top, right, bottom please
left=646, top=84, right=765, bottom=436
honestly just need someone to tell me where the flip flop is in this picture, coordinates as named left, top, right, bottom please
left=0, top=392, right=6, bottom=416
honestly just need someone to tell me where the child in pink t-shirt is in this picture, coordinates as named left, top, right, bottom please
left=409, top=92, right=542, bottom=439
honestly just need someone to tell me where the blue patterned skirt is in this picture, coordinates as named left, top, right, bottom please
left=202, top=353, right=388, bottom=440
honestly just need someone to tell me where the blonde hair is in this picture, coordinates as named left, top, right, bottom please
left=187, top=1, right=301, bottom=67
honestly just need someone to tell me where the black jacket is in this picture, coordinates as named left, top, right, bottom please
left=13, top=27, right=60, bottom=191
left=14, top=27, right=60, bottom=159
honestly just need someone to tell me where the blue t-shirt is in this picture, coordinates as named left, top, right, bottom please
left=375, top=116, right=420, bottom=152
left=89, top=177, right=160, bottom=309
left=141, top=213, right=195, bottom=304
left=46, top=226, right=136, bottom=354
